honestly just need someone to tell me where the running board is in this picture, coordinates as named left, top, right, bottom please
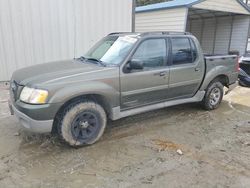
left=110, top=91, right=205, bottom=120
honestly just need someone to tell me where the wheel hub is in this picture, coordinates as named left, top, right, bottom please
left=71, top=111, right=99, bottom=141
left=80, top=121, right=89, bottom=129
left=211, top=93, right=216, bottom=99
left=209, top=88, right=221, bottom=105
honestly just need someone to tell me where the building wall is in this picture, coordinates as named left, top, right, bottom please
left=0, top=0, right=133, bottom=81
left=193, top=0, right=250, bottom=15
left=187, top=15, right=250, bottom=55
left=135, top=8, right=187, bottom=32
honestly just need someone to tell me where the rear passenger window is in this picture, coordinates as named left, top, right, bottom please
left=171, top=38, right=193, bottom=65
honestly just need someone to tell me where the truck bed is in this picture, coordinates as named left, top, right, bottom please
left=204, top=54, right=238, bottom=85
left=204, top=54, right=238, bottom=69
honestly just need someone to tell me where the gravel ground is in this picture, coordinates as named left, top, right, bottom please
left=0, top=84, right=250, bottom=188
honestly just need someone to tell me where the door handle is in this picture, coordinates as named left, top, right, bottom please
left=154, top=71, right=167, bottom=77
left=195, top=68, right=200, bottom=72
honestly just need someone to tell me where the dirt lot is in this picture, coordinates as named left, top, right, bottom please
left=0, top=84, right=250, bottom=188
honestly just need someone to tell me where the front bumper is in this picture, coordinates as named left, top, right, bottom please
left=9, top=100, right=53, bottom=133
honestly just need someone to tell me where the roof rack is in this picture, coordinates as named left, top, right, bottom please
left=108, top=31, right=191, bottom=37
left=140, top=31, right=191, bottom=36
left=108, top=32, right=134, bottom=35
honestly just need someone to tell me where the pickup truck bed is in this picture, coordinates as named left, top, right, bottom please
left=202, top=55, right=238, bottom=87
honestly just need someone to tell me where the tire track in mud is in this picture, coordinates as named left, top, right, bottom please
left=151, top=139, right=250, bottom=179
left=225, top=87, right=250, bottom=117
left=228, top=100, right=250, bottom=117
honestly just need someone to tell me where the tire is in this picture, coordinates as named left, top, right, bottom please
left=58, top=100, right=107, bottom=147
left=203, top=81, right=224, bottom=110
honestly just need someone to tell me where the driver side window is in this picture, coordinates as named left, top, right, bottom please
left=132, top=39, right=167, bottom=70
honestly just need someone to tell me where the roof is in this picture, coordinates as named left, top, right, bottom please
left=136, top=0, right=250, bottom=13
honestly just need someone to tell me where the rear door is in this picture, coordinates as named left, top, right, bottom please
left=168, top=37, right=205, bottom=99
left=120, top=37, right=170, bottom=109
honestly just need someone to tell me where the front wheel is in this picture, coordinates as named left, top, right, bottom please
left=203, top=81, right=224, bottom=110
left=58, top=100, right=107, bottom=147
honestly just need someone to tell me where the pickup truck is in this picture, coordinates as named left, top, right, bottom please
left=9, top=32, right=239, bottom=147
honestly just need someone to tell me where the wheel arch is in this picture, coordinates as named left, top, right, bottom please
left=201, top=74, right=230, bottom=91
left=52, top=93, right=112, bottom=134
left=210, top=75, right=229, bottom=87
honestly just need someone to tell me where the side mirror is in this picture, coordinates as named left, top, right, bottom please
left=129, top=59, right=144, bottom=70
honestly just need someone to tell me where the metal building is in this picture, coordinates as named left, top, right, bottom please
left=0, top=0, right=134, bottom=81
left=136, top=0, right=250, bottom=55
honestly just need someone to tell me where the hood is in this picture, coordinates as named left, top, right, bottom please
left=12, top=60, right=107, bottom=86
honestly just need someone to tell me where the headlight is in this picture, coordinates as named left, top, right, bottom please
left=20, top=87, right=48, bottom=104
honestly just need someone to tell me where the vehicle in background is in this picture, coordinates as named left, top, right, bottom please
left=9, top=32, right=239, bottom=147
left=239, top=53, right=250, bottom=87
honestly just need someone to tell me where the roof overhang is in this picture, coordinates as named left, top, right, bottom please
left=136, top=0, right=250, bottom=15
left=188, top=8, right=243, bottom=20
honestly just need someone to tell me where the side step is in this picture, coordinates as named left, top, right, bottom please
left=111, top=91, right=205, bottom=120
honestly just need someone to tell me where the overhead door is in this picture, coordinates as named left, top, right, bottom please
left=201, top=18, right=216, bottom=54
left=230, top=15, right=250, bottom=54
left=214, top=17, right=232, bottom=54
left=187, top=15, right=250, bottom=55
left=188, top=19, right=202, bottom=42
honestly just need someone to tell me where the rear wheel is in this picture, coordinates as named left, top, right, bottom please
left=58, top=100, right=107, bottom=147
left=203, top=81, right=224, bottom=110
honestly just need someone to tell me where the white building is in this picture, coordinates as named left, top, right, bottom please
left=136, top=0, right=250, bottom=55
left=0, top=0, right=134, bottom=81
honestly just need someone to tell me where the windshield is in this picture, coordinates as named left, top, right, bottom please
left=85, top=35, right=138, bottom=65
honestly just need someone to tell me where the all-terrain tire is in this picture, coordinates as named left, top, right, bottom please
left=203, top=81, right=224, bottom=110
left=58, top=100, right=107, bottom=147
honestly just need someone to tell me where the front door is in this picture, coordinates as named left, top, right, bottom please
left=120, top=38, right=170, bottom=109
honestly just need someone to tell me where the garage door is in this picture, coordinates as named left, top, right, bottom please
left=187, top=15, right=250, bottom=55
left=214, top=17, right=232, bottom=54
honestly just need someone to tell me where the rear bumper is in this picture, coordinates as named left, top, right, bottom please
left=9, top=100, right=53, bottom=133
